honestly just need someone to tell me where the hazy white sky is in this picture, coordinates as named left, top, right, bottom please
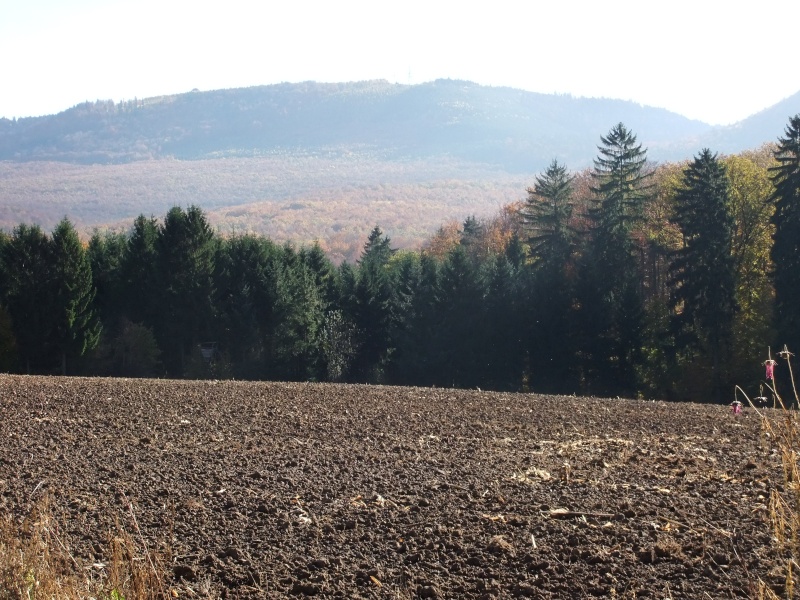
left=2, top=0, right=798, bottom=125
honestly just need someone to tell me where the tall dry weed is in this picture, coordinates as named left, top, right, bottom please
left=740, top=346, right=800, bottom=599
left=0, top=495, right=200, bottom=600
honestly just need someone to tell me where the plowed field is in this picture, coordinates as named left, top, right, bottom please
left=0, top=375, right=785, bottom=598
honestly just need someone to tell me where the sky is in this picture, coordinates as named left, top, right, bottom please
left=1, top=0, right=798, bottom=126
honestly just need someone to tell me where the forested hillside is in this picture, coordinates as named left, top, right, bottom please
left=0, top=155, right=526, bottom=263
left=1, top=117, right=798, bottom=405
left=0, top=80, right=711, bottom=167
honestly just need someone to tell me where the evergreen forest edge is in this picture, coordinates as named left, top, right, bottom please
left=1, top=116, right=799, bottom=404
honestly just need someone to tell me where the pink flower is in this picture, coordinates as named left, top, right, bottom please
left=765, top=359, right=776, bottom=380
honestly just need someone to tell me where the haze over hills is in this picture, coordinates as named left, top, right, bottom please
left=0, top=80, right=798, bottom=261
left=1, top=79, right=719, bottom=168
left=697, top=90, right=800, bottom=155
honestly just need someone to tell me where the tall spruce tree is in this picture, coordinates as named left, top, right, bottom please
left=51, top=219, right=101, bottom=375
left=1, top=224, right=55, bottom=372
left=432, top=245, right=487, bottom=388
left=272, top=255, right=324, bottom=380
left=390, top=252, right=440, bottom=386
left=460, top=215, right=486, bottom=262
left=579, top=123, right=651, bottom=396
left=155, top=206, right=216, bottom=376
left=348, top=227, right=398, bottom=382
left=669, top=149, right=736, bottom=402
left=0, top=231, right=6, bottom=299
left=87, top=231, right=127, bottom=330
left=524, top=159, right=576, bottom=271
left=301, top=241, right=340, bottom=310
left=0, top=231, right=17, bottom=371
left=120, top=215, right=159, bottom=326
left=213, top=234, right=280, bottom=378
left=591, top=123, right=651, bottom=242
left=484, top=253, right=523, bottom=390
left=523, top=159, right=579, bottom=392
left=770, top=115, right=800, bottom=353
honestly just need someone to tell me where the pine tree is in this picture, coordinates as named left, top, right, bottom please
left=523, top=159, right=580, bottom=392
left=348, top=227, right=398, bottom=382
left=51, top=219, right=101, bottom=375
left=770, top=115, right=800, bottom=352
left=0, top=231, right=17, bottom=370
left=120, top=215, right=159, bottom=326
left=301, top=241, right=340, bottom=310
left=155, top=206, right=216, bottom=376
left=432, top=245, right=486, bottom=388
left=213, top=234, right=280, bottom=377
left=1, top=224, right=55, bottom=372
left=591, top=123, right=651, bottom=245
left=578, top=123, right=651, bottom=396
left=460, top=215, right=486, bottom=262
left=272, top=257, right=324, bottom=380
left=484, top=253, right=523, bottom=390
left=669, top=149, right=736, bottom=402
left=504, top=234, right=526, bottom=271
left=523, top=159, right=576, bottom=271
left=390, top=252, right=440, bottom=386
left=0, top=231, right=6, bottom=298
left=87, top=231, right=127, bottom=329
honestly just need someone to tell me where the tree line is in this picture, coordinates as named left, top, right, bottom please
left=1, top=117, right=798, bottom=402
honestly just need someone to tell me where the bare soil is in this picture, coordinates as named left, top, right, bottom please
left=0, top=375, right=785, bottom=598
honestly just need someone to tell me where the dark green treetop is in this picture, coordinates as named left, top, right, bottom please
left=770, top=115, right=800, bottom=351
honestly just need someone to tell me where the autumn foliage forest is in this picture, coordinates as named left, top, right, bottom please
left=0, top=154, right=524, bottom=264
left=1, top=116, right=799, bottom=405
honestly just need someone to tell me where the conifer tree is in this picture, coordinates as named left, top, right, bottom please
left=578, top=123, right=651, bottom=396
left=213, top=234, right=280, bottom=377
left=591, top=123, right=651, bottom=243
left=120, top=215, right=159, bottom=326
left=770, top=115, right=800, bottom=352
left=460, top=215, right=486, bottom=262
left=272, top=257, right=324, bottom=380
left=1, top=224, right=55, bottom=372
left=0, top=231, right=6, bottom=298
left=433, top=245, right=486, bottom=388
left=155, top=206, right=216, bottom=375
left=669, top=149, right=736, bottom=402
left=349, top=227, right=398, bottom=382
left=87, top=231, right=127, bottom=329
left=301, top=241, right=340, bottom=310
left=524, top=159, right=576, bottom=271
left=390, top=252, right=440, bottom=385
left=51, top=219, right=101, bottom=375
left=523, top=159, right=580, bottom=392
left=484, top=253, right=523, bottom=390
left=0, top=232, right=17, bottom=370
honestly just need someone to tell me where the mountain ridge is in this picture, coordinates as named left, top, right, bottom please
left=3, top=80, right=796, bottom=171
left=0, top=79, right=737, bottom=170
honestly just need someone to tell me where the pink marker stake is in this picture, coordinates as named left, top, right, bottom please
left=765, top=359, right=776, bottom=380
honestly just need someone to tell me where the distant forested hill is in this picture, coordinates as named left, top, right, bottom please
left=0, top=79, right=715, bottom=169
left=697, top=90, right=800, bottom=154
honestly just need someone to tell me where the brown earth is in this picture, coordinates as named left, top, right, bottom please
left=0, top=375, right=786, bottom=598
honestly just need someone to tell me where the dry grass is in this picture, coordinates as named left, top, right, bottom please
left=740, top=346, right=800, bottom=599
left=0, top=496, right=211, bottom=600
